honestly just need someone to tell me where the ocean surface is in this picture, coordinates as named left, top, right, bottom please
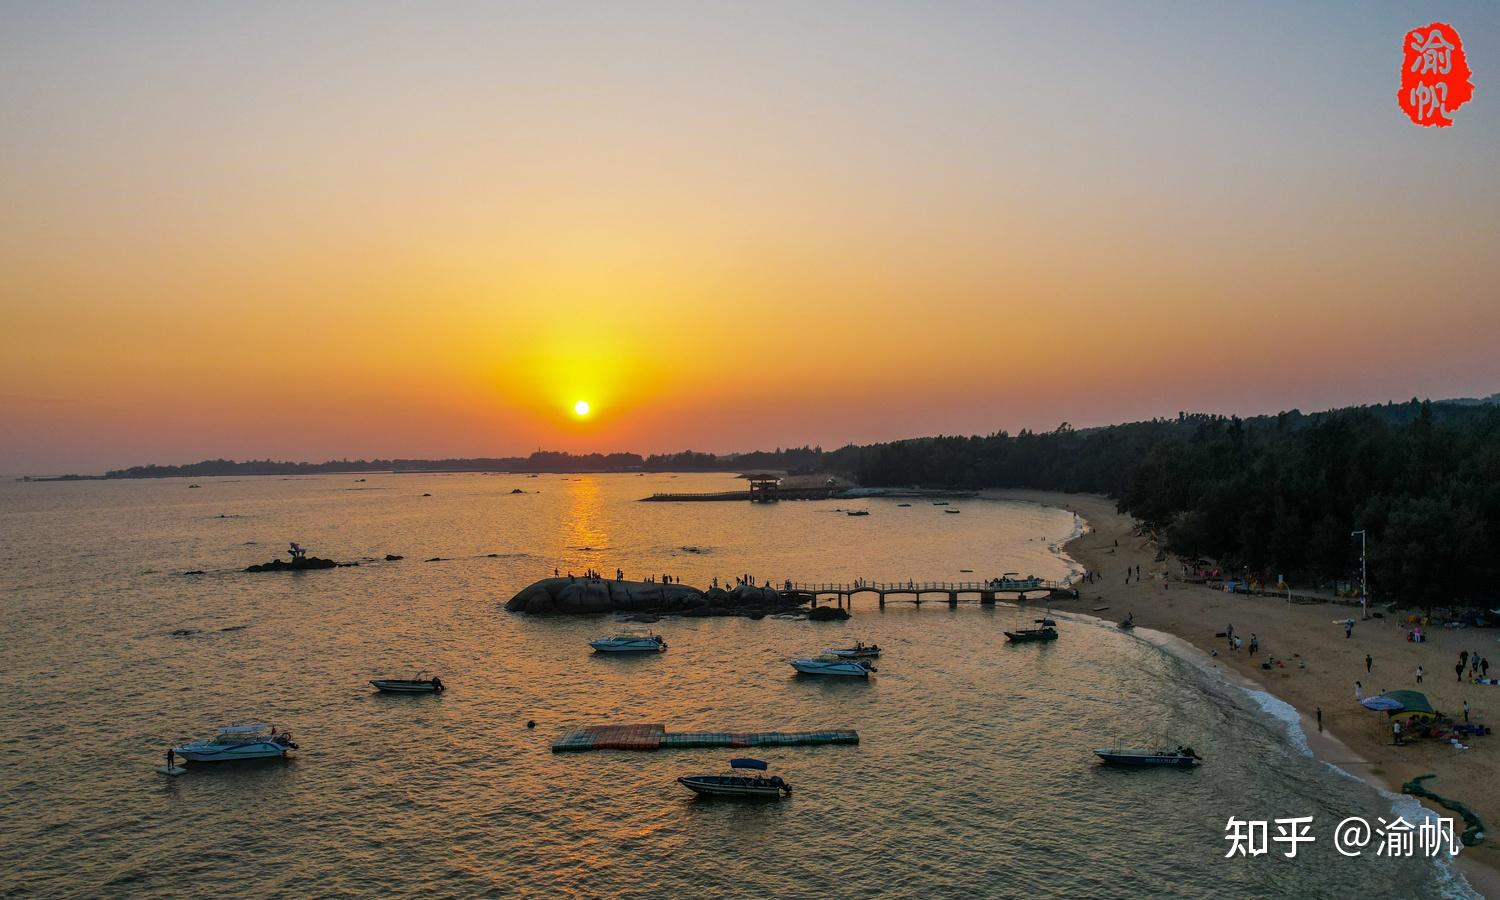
left=0, top=473, right=1473, bottom=898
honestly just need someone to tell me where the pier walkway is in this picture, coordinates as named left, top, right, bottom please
left=784, top=579, right=1077, bottom=609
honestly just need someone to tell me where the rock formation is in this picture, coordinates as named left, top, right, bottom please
left=505, top=577, right=807, bottom=618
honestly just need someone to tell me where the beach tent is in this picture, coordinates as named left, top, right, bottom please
left=1377, top=690, right=1437, bottom=717
left=1360, top=696, right=1405, bottom=712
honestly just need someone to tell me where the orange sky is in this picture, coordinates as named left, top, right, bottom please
left=2, top=4, right=1497, bottom=473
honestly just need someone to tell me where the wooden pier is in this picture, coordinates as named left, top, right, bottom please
left=784, top=579, right=1077, bottom=609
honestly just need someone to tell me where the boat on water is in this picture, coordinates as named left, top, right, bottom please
left=1094, top=746, right=1201, bottom=767
left=677, top=758, right=791, bottom=798
left=370, top=671, right=445, bottom=693
left=1004, top=620, right=1058, bottom=643
left=173, top=723, right=298, bottom=762
left=589, top=632, right=667, bottom=652
left=944, top=509, right=961, bottom=514
left=790, top=655, right=876, bottom=677
left=846, top=510, right=870, bottom=516
left=824, top=641, right=880, bottom=658
left=897, top=503, right=912, bottom=507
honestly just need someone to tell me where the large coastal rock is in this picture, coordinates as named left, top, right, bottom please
left=245, top=556, right=338, bottom=572
left=505, top=577, right=805, bottom=617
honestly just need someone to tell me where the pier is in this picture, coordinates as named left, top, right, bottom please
left=552, top=723, right=860, bottom=752
left=784, top=579, right=1077, bottom=609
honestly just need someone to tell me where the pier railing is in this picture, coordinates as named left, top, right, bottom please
left=786, top=579, right=1070, bottom=594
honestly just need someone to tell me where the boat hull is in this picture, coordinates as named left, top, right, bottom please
left=677, top=776, right=786, bottom=798
left=1004, top=629, right=1057, bottom=643
left=790, top=660, right=871, bottom=677
left=370, top=680, right=441, bottom=693
left=1094, top=750, right=1198, bottom=767
left=173, top=741, right=294, bottom=762
left=590, top=639, right=666, bottom=652
left=825, top=648, right=880, bottom=658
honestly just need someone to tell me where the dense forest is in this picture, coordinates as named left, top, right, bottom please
left=848, top=400, right=1500, bottom=608
left=81, top=396, right=1499, bottom=606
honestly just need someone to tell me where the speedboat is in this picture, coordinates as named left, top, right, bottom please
left=824, top=642, right=880, bottom=658
left=1004, top=620, right=1058, bottom=643
left=370, top=671, right=445, bottom=693
left=1094, top=746, right=1201, bottom=767
left=789, top=655, right=875, bottom=677
left=174, top=723, right=298, bottom=762
left=589, top=632, right=667, bottom=652
left=678, top=758, right=791, bottom=798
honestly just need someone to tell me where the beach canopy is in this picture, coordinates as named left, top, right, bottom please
left=1377, top=691, right=1436, bottom=716
left=1360, top=696, right=1405, bottom=712
left=729, top=757, right=768, bottom=770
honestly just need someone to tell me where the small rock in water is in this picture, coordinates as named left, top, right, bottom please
left=421, top=493, right=432, bottom=497
left=384, top=554, right=404, bottom=561
left=182, top=570, right=205, bottom=576
left=426, top=557, right=444, bottom=562
left=526, top=720, right=536, bottom=729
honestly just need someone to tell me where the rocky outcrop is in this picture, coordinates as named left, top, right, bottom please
left=505, top=577, right=806, bottom=618
left=807, top=605, right=852, bottom=621
left=245, top=556, right=338, bottom=572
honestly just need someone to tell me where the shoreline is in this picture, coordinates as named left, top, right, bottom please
left=984, top=489, right=1500, bottom=897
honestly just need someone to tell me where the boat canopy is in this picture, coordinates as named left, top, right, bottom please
left=729, top=758, right=768, bottom=770
left=217, top=723, right=271, bottom=734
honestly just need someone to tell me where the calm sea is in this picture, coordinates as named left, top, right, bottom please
left=0, top=473, right=1473, bottom=897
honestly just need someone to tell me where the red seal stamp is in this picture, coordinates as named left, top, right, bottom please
left=1398, top=22, right=1474, bottom=127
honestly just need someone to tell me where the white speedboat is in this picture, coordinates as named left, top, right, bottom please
left=589, top=632, right=667, bottom=652
left=789, top=655, right=875, bottom=677
left=173, top=723, right=298, bottom=762
left=678, top=758, right=791, bottom=798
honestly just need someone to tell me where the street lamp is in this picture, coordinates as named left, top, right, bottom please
left=1351, top=530, right=1368, bottom=618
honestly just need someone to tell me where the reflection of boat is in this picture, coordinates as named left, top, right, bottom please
left=370, top=671, right=445, bottom=693
left=790, top=655, right=875, bottom=677
left=174, top=723, right=298, bottom=762
left=590, top=632, right=667, bottom=652
left=1094, top=746, right=1201, bottom=767
left=678, top=758, right=791, bottom=797
left=944, top=509, right=961, bottom=514
left=825, top=642, right=880, bottom=658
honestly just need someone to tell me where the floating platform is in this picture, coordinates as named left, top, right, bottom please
left=551, top=723, right=859, bottom=752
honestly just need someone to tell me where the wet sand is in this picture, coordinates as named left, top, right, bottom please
left=986, top=489, right=1500, bottom=895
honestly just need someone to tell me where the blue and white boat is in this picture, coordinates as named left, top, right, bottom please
left=789, top=655, right=875, bottom=677
left=589, top=632, right=667, bottom=652
left=677, top=758, right=791, bottom=797
left=173, top=723, right=298, bottom=762
left=1093, top=746, right=1201, bottom=767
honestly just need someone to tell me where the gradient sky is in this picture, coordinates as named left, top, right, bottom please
left=2, top=2, right=1497, bottom=474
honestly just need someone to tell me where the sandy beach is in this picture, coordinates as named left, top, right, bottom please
left=987, top=489, right=1500, bottom=895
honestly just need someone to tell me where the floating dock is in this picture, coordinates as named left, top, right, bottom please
left=551, top=723, right=859, bottom=753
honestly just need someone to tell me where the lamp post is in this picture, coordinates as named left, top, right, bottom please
left=1351, top=530, right=1368, bottom=619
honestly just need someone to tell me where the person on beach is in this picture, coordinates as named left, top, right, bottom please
left=1464, top=700, right=1470, bottom=723
left=1366, top=654, right=1373, bottom=674
left=1316, top=707, right=1322, bottom=732
left=1394, top=720, right=1402, bottom=745
left=1457, top=662, right=1465, bottom=682
left=1484, top=657, right=1491, bottom=679
left=1355, top=681, right=1363, bottom=700
left=1461, top=650, right=1470, bottom=670
left=1345, top=621, right=1352, bottom=639
left=1249, top=634, right=1259, bottom=655
left=1416, top=665, right=1423, bottom=685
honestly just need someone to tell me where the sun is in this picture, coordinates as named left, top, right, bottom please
left=573, top=399, right=591, bottom=417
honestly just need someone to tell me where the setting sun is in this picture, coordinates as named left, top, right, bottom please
left=573, top=400, right=591, bottom=417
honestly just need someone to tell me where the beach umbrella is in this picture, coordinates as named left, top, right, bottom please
left=1380, top=690, right=1436, bottom=716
